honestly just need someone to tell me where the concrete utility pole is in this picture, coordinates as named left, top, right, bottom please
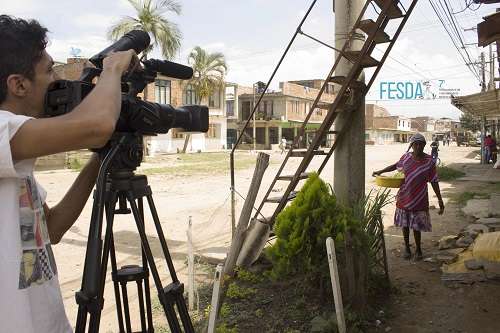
left=488, top=44, right=496, bottom=91
left=333, top=0, right=365, bottom=205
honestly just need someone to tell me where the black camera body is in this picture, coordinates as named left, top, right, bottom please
left=44, top=30, right=208, bottom=137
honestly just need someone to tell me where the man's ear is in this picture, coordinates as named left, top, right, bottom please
left=6, top=74, right=30, bottom=98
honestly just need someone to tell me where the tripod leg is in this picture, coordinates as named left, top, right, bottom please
left=146, top=194, right=195, bottom=332
left=76, top=185, right=109, bottom=333
left=88, top=191, right=119, bottom=333
left=109, top=234, right=126, bottom=333
left=126, top=192, right=183, bottom=333
left=138, top=198, right=154, bottom=331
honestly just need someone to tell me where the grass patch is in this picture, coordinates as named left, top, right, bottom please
left=451, top=191, right=490, bottom=206
left=141, top=152, right=260, bottom=176
left=68, top=158, right=84, bottom=171
left=438, top=165, right=465, bottom=181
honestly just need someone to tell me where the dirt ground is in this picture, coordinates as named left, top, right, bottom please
left=35, top=143, right=500, bottom=332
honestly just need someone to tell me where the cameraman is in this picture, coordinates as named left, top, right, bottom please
left=0, top=15, right=138, bottom=333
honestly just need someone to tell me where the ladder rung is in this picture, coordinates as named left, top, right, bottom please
left=317, top=102, right=332, bottom=110
left=358, top=19, right=391, bottom=44
left=290, top=149, right=328, bottom=157
left=329, top=76, right=366, bottom=89
left=277, top=172, right=312, bottom=181
left=372, top=0, right=404, bottom=19
left=327, top=130, right=338, bottom=135
left=344, top=51, right=380, bottom=68
left=266, top=191, right=298, bottom=203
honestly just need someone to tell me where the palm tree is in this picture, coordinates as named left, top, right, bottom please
left=187, top=46, right=227, bottom=104
left=180, top=46, right=227, bottom=153
left=108, top=0, right=182, bottom=60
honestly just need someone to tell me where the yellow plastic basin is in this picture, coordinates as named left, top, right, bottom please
left=375, top=175, right=404, bottom=188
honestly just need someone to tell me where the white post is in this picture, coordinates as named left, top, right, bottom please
left=207, top=263, right=224, bottom=333
left=326, top=237, right=346, bottom=333
left=187, top=216, right=195, bottom=311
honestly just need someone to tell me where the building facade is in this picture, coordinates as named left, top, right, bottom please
left=235, top=80, right=337, bottom=150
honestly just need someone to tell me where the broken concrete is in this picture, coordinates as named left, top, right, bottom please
left=456, top=235, right=475, bottom=248
left=462, top=199, right=492, bottom=219
left=464, top=259, right=484, bottom=270
left=466, top=224, right=490, bottom=234
left=439, top=235, right=458, bottom=250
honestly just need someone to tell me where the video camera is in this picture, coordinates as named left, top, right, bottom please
left=44, top=30, right=209, bottom=136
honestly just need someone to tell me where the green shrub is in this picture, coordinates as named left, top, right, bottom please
left=438, top=165, right=465, bottom=181
left=265, top=173, right=365, bottom=285
left=226, top=282, right=256, bottom=299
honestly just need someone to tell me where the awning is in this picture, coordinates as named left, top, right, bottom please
left=451, top=88, right=500, bottom=118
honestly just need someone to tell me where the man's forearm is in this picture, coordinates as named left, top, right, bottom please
left=46, top=154, right=100, bottom=243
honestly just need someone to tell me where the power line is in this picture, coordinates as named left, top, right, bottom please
left=428, top=0, right=481, bottom=82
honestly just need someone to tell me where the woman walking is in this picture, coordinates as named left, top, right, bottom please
left=373, top=133, right=445, bottom=260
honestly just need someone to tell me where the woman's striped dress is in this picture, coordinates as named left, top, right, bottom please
left=394, top=152, right=438, bottom=232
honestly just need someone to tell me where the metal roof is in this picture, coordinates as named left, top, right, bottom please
left=451, top=88, right=500, bottom=118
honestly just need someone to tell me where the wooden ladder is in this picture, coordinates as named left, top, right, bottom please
left=252, top=0, right=419, bottom=225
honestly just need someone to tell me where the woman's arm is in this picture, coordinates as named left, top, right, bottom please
left=372, top=163, right=397, bottom=177
left=431, top=182, right=445, bottom=215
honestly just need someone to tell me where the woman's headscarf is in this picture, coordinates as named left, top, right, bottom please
left=407, top=133, right=426, bottom=152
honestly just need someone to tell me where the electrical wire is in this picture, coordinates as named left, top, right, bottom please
left=428, top=0, right=481, bottom=83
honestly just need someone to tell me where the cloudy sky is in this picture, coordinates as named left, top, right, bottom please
left=2, top=0, right=498, bottom=119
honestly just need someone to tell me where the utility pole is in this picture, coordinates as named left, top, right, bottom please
left=253, top=83, right=257, bottom=152
left=480, top=52, right=487, bottom=164
left=333, top=0, right=365, bottom=205
left=481, top=52, right=487, bottom=92
left=488, top=44, right=496, bottom=91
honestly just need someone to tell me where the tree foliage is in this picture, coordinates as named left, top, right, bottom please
left=460, top=112, right=480, bottom=132
left=188, top=46, right=227, bottom=104
left=108, top=0, right=182, bottom=59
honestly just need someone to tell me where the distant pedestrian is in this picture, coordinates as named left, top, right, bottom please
left=485, top=135, right=494, bottom=163
left=279, top=138, right=287, bottom=154
left=373, top=133, right=444, bottom=261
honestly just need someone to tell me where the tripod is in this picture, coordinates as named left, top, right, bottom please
left=75, top=133, right=194, bottom=333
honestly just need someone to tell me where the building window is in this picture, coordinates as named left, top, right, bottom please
left=315, top=108, right=322, bottom=116
left=184, top=84, right=196, bottom=104
left=226, top=100, right=234, bottom=117
left=291, top=101, right=299, bottom=114
left=206, top=123, right=221, bottom=138
left=155, top=79, right=171, bottom=104
left=209, top=90, right=221, bottom=108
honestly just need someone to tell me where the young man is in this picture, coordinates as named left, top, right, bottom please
left=0, top=16, right=138, bottom=332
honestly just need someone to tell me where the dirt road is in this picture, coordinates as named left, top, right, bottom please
left=35, top=143, right=480, bottom=331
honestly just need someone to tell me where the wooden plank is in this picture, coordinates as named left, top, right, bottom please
left=326, top=237, right=347, bottom=333
left=224, top=153, right=270, bottom=276
left=207, top=264, right=224, bottom=333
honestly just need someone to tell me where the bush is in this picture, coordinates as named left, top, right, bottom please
left=438, top=165, right=465, bottom=181
left=265, top=173, right=366, bottom=286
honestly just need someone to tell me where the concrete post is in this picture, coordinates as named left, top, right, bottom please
left=333, top=0, right=365, bottom=205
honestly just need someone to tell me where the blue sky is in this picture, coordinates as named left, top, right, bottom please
left=2, top=0, right=498, bottom=119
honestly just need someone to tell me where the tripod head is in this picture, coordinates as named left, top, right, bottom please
left=96, top=132, right=144, bottom=174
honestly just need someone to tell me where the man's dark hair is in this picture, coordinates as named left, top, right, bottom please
left=0, top=15, right=48, bottom=104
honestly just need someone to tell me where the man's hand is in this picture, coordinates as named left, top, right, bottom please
left=438, top=199, right=445, bottom=215
left=102, top=50, right=139, bottom=75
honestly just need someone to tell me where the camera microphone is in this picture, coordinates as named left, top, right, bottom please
left=142, top=59, right=194, bottom=80
left=90, top=30, right=151, bottom=68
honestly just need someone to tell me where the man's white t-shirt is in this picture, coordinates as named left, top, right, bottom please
left=0, top=111, right=72, bottom=333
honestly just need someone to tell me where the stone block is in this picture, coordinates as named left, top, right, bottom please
left=439, top=235, right=458, bottom=250
left=456, top=235, right=474, bottom=248
left=466, top=224, right=490, bottom=234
